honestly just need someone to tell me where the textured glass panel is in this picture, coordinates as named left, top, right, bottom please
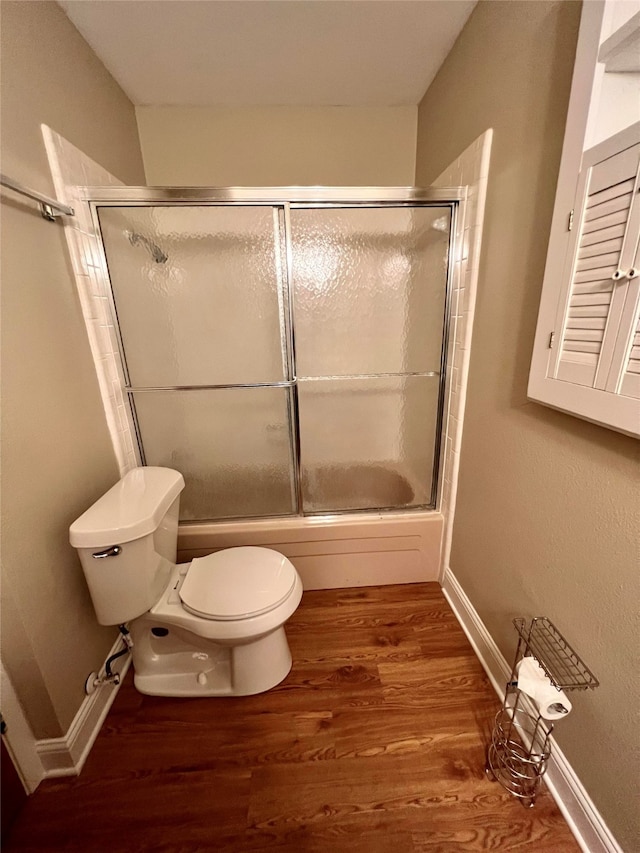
left=298, top=376, right=439, bottom=513
left=131, top=388, right=295, bottom=520
left=98, top=206, right=286, bottom=386
left=291, top=207, right=451, bottom=377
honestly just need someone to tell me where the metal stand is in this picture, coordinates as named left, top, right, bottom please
left=486, top=617, right=599, bottom=807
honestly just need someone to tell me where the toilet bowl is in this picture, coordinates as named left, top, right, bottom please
left=69, top=467, right=303, bottom=697
left=131, top=548, right=303, bottom=696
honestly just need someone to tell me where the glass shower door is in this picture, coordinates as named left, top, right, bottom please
left=96, top=197, right=454, bottom=522
left=290, top=206, right=452, bottom=513
left=97, top=205, right=296, bottom=520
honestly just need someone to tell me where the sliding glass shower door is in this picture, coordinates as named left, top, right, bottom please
left=290, top=207, right=450, bottom=512
left=96, top=196, right=454, bottom=522
left=98, top=205, right=296, bottom=520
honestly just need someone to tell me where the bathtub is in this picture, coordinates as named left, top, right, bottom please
left=177, top=510, right=443, bottom=590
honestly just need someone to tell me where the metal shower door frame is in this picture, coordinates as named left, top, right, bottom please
left=87, top=186, right=466, bottom=520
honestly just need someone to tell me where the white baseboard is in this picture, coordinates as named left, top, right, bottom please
left=36, top=636, right=131, bottom=779
left=441, top=567, right=623, bottom=853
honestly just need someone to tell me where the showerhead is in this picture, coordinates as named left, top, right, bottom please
left=126, top=230, right=168, bottom=264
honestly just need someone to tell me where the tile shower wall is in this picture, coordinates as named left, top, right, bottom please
left=43, top=126, right=138, bottom=476
left=436, top=130, right=492, bottom=578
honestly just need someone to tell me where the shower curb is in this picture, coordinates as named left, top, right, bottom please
left=441, top=567, right=623, bottom=853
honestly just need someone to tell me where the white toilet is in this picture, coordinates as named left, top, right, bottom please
left=69, top=467, right=303, bottom=697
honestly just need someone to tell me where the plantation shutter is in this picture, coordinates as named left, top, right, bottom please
left=552, top=139, right=640, bottom=388
left=619, top=312, right=640, bottom=399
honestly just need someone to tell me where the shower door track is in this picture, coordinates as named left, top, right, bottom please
left=86, top=186, right=466, bottom=520
left=85, top=187, right=466, bottom=203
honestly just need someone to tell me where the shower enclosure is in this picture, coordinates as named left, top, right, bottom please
left=91, top=188, right=460, bottom=523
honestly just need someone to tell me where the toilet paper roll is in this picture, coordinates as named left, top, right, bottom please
left=516, top=656, right=572, bottom=721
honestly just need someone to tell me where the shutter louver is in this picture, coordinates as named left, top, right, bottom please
left=619, top=309, right=640, bottom=399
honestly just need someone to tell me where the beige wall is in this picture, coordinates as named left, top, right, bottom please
left=136, top=106, right=417, bottom=186
left=0, top=1, right=146, bottom=737
left=416, top=2, right=639, bottom=849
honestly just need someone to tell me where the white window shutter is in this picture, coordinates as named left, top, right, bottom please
left=551, top=140, right=640, bottom=388
left=614, top=227, right=640, bottom=400
left=619, top=312, right=640, bottom=399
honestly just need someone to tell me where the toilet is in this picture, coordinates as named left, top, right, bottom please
left=69, top=467, right=303, bottom=697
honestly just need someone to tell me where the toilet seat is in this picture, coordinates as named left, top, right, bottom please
left=179, top=547, right=297, bottom=621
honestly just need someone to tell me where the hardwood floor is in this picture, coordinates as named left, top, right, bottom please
left=6, top=584, right=579, bottom=852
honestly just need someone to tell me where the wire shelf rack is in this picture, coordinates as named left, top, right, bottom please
left=512, top=617, right=599, bottom=691
left=486, top=616, right=599, bottom=808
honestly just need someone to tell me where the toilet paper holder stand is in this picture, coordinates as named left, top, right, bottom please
left=486, top=616, right=599, bottom=808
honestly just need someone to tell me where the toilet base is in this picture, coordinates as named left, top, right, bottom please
left=130, top=617, right=293, bottom=697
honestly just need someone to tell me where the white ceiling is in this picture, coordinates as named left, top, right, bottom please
left=58, top=1, right=476, bottom=107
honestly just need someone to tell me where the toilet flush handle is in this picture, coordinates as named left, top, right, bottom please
left=92, top=545, right=122, bottom=559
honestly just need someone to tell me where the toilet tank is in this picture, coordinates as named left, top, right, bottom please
left=70, top=467, right=185, bottom=625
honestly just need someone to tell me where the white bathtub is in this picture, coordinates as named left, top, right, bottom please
left=177, top=511, right=443, bottom=590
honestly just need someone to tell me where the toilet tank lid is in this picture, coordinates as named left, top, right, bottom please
left=70, top=467, right=185, bottom=548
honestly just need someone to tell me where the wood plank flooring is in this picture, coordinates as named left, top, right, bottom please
left=5, top=583, right=579, bottom=852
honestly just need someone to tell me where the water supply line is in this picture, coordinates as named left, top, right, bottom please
left=84, top=625, right=133, bottom=694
